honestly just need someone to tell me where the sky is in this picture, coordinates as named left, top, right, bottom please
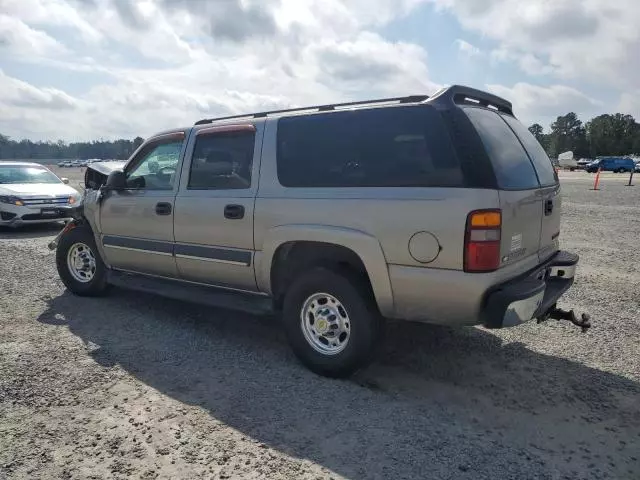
left=1, top=0, right=639, bottom=142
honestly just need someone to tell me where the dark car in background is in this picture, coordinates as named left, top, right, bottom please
left=586, top=157, right=635, bottom=173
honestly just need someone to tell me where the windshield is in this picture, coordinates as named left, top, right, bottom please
left=0, top=165, right=62, bottom=184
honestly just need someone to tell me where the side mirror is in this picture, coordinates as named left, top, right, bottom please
left=105, top=170, right=127, bottom=191
left=61, top=177, right=69, bottom=184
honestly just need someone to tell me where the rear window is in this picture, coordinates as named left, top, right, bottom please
left=188, top=131, right=255, bottom=190
left=276, top=106, right=463, bottom=188
left=465, top=107, right=539, bottom=190
left=501, top=114, right=558, bottom=186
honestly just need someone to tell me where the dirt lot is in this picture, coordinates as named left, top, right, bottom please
left=1, top=169, right=639, bottom=480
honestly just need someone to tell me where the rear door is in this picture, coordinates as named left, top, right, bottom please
left=173, top=123, right=261, bottom=291
left=501, top=115, right=560, bottom=262
left=464, top=108, right=545, bottom=268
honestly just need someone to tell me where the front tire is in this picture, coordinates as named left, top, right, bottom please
left=56, top=225, right=109, bottom=296
left=282, top=267, right=382, bottom=378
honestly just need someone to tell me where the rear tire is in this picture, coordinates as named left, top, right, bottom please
left=282, top=267, right=382, bottom=378
left=56, top=225, right=109, bottom=296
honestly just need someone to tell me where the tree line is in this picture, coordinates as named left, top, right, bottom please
left=528, top=113, right=640, bottom=159
left=0, top=134, right=145, bottom=161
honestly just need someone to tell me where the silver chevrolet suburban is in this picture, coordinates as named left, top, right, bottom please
left=50, top=85, right=589, bottom=377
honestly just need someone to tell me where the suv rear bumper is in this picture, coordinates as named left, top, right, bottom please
left=387, top=250, right=578, bottom=327
left=480, top=250, right=578, bottom=328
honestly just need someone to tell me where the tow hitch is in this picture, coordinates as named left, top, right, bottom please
left=537, top=304, right=591, bottom=332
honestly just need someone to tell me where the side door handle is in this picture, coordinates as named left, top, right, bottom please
left=155, top=202, right=172, bottom=216
left=224, top=204, right=245, bottom=220
left=544, top=199, right=553, bottom=216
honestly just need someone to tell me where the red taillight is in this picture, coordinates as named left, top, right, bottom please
left=464, top=209, right=501, bottom=272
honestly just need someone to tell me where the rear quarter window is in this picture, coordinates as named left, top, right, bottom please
left=501, top=114, right=558, bottom=186
left=464, top=107, right=539, bottom=190
left=276, top=106, right=464, bottom=188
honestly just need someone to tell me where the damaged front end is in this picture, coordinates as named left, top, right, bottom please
left=47, top=161, right=125, bottom=251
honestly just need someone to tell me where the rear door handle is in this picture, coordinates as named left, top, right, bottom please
left=224, top=204, right=245, bottom=219
left=544, top=199, right=553, bottom=216
left=155, top=202, right=172, bottom=216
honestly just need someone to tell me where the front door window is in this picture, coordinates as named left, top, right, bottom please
left=126, top=140, right=183, bottom=190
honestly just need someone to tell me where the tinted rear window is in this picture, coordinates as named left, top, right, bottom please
left=276, top=106, right=463, bottom=188
left=465, top=107, right=539, bottom=190
left=501, top=114, right=558, bottom=186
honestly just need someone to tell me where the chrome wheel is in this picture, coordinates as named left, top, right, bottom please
left=300, top=292, right=351, bottom=355
left=66, top=242, right=96, bottom=283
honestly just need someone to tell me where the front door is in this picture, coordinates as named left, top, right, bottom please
left=99, top=132, right=186, bottom=277
left=173, top=123, right=262, bottom=291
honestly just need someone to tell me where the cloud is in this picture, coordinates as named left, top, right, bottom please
left=617, top=91, right=640, bottom=119
left=157, top=0, right=279, bottom=42
left=2, top=0, right=632, bottom=141
left=1, top=0, right=102, bottom=43
left=454, top=39, right=482, bottom=58
left=0, top=0, right=441, bottom=140
left=0, top=70, right=80, bottom=110
left=0, top=14, right=69, bottom=56
left=490, top=48, right=557, bottom=76
left=432, top=0, right=640, bottom=88
left=312, top=33, right=438, bottom=96
left=486, top=82, right=603, bottom=124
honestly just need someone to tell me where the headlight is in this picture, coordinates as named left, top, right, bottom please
left=68, top=196, right=77, bottom=205
left=0, top=195, right=24, bottom=206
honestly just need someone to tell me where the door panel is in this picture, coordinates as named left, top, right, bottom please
left=173, top=195, right=256, bottom=290
left=173, top=123, right=262, bottom=291
left=497, top=190, right=542, bottom=268
left=498, top=113, right=561, bottom=262
left=98, top=133, right=185, bottom=277
left=538, top=184, right=561, bottom=261
left=100, top=190, right=178, bottom=277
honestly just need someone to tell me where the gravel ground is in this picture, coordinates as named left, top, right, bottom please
left=1, top=170, right=639, bottom=480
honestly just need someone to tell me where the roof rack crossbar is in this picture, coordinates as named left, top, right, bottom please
left=194, top=94, right=429, bottom=125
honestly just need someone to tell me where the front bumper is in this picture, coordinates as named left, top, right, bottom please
left=481, top=250, right=578, bottom=328
left=0, top=203, right=71, bottom=226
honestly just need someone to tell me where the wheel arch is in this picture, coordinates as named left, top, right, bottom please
left=257, top=225, right=394, bottom=317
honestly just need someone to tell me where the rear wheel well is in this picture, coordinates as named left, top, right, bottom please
left=270, top=241, right=374, bottom=310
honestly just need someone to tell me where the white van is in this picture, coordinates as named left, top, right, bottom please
left=558, top=151, right=578, bottom=171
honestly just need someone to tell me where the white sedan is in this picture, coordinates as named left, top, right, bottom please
left=0, top=162, right=81, bottom=227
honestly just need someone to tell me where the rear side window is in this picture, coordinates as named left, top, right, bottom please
left=276, top=106, right=463, bottom=188
left=188, top=131, right=255, bottom=190
left=465, top=108, right=539, bottom=190
left=501, top=114, right=558, bottom=186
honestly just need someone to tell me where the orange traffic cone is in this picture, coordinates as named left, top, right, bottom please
left=592, top=168, right=601, bottom=190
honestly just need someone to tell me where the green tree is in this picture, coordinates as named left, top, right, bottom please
left=549, top=113, right=588, bottom=158
left=585, top=113, right=639, bottom=156
left=0, top=134, right=143, bottom=160
left=133, top=136, right=144, bottom=150
left=528, top=123, right=550, bottom=151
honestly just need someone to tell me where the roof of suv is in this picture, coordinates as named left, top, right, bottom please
left=193, top=85, right=514, bottom=127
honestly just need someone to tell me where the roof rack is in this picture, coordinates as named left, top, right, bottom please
left=194, top=95, right=429, bottom=125
left=428, top=85, right=513, bottom=115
